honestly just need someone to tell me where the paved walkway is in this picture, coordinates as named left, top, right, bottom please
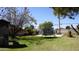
left=36, top=34, right=63, bottom=37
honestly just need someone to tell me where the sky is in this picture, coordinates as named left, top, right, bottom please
left=0, top=7, right=79, bottom=29
left=28, top=7, right=79, bottom=29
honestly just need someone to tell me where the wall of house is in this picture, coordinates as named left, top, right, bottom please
left=0, top=23, right=9, bottom=47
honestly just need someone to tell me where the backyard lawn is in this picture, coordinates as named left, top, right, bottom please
left=0, top=35, right=79, bottom=51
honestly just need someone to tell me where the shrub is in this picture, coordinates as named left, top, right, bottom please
left=66, top=26, right=73, bottom=37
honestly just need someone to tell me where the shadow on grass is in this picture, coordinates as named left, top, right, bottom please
left=0, top=41, right=27, bottom=48
left=42, top=37, right=58, bottom=39
left=9, top=44, right=27, bottom=48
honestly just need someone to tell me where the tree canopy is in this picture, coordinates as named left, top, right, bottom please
left=52, top=7, right=79, bottom=19
left=39, top=21, right=53, bottom=30
left=39, top=21, right=54, bottom=35
left=0, top=7, right=36, bottom=29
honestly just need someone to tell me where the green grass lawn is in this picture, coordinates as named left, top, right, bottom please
left=0, top=35, right=79, bottom=51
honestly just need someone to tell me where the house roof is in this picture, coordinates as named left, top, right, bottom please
left=0, top=16, right=10, bottom=23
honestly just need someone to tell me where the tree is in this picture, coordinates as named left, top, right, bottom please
left=0, top=7, right=36, bottom=39
left=71, top=24, right=79, bottom=35
left=52, top=8, right=63, bottom=34
left=51, top=7, right=79, bottom=34
left=25, top=25, right=35, bottom=35
left=39, top=21, right=54, bottom=35
left=77, top=24, right=79, bottom=31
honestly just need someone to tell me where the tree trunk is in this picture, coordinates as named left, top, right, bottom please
left=71, top=25, right=79, bottom=35
left=58, top=16, right=61, bottom=34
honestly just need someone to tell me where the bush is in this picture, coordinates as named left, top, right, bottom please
left=66, top=26, right=73, bottom=37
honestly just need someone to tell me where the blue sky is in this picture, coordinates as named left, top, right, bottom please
left=28, top=7, right=79, bottom=29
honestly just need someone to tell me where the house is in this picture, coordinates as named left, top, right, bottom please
left=55, top=28, right=76, bottom=35
left=0, top=17, right=10, bottom=47
left=55, top=28, right=68, bottom=34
